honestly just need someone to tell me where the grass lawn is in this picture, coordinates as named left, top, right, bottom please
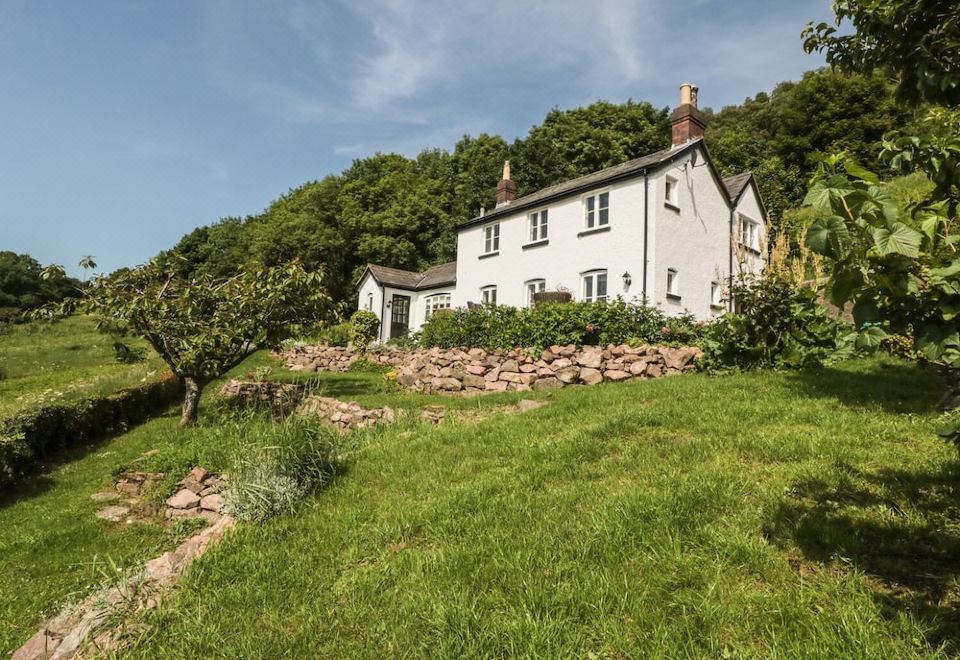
left=3, top=352, right=958, bottom=657
left=103, top=355, right=956, bottom=658
left=0, top=316, right=164, bottom=418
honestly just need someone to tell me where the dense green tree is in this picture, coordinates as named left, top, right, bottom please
left=158, top=217, right=249, bottom=279
left=512, top=100, right=671, bottom=194
left=0, top=251, right=79, bottom=318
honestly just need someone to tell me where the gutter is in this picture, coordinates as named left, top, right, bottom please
left=642, top=170, right=649, bottom=303
left=380, top=288, right=387, bottom=343
left=728, top=206, right=735, bottom=312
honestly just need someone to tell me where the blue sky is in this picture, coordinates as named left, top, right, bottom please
left=0, top=1, right=832, bottom=276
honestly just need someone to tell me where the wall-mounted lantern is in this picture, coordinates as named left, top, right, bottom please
left=622, top=272, right=632, bottom=288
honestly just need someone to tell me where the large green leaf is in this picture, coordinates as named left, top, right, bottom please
left=825, top=267, right=864, bottom=306
left=805, top=215, right=849, bottom=259
left=852, top=297, right=880, bottom=327
left=917, top=323, right=960, bottom=361
left=870, top=221, right=923, bottom=257
left=855, top=325, right=887, bottom=351
left=844, top=160, right=880, bottom=185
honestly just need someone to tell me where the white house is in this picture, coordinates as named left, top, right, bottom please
left=358, top=84, right=766, bottom=342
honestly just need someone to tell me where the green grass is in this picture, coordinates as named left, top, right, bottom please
left=3, top=353, right=958, bottom=657
left=116, top=356, right=955, bottom=658
left=0, top=316, right=165, bottom=417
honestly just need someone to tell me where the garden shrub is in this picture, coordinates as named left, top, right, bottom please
left=0, top=373, right=182, bottom=488
left=699, top=277, right=853, bottom=371
left=224, top=418, right=338, bottom=523
left=315, top=321, right=352, bottom=347
left=349, top=310, right=379, bottom=351
left=418, top=299, right=706, bottom=352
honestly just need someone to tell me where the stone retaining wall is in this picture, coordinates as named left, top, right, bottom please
left=280, top=343, right=702, bottom=394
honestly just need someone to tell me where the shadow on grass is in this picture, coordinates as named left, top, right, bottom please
left=784, top=360, right=942, bottom=415
left=767, top=462, right=960, bottom=652
left=0, top=409, right=182, bottom=511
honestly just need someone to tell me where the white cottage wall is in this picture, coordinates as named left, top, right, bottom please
left=453, top=176, right=648, bottom=309
left=648, top=147, right=733, bottom=319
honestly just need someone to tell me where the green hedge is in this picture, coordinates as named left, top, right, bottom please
left=418, top=300, right=704, bottom=352
left=0, top=374, right=182, bottom=489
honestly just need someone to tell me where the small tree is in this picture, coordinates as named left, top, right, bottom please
left=349, top=310, right=380, bottom=352
left=69, top=261, right=332, bottom=426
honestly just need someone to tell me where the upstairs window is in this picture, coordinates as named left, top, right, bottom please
left=528, top=209, right=549, bottom=243
left=481, top=286, right=497, bottom=305
left=483, top=223, right=500, bottom=254
left=425, top=293, right=451, bottom=319
left=666, top=268, right=679, bottom=298
left=525, top=279, right=546, bottom=307
left=582, top=270, right=608, bottom=303
left=739, top=215, right=758, bottom=251
left=665, top=176, right=679, bottom=209
left=584, top=192, right=610, bottom=229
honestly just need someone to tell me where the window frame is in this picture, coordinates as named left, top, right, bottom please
left=710, top=280, right=723, bottom=309
left=581, top=269, right=609, bottom=303
left=664, top=175, right=679, bottom=210
left=666, top=268, right=680, bottom=300
left=525, top=278, right=546, bottom=307
left=424, top=292, right=452, bottom=319
left=483, top=223, right=501, bottom=255
left=527, top=208, right=549, bottom=244
left=738, top=213, right=760, bottom=253
left=583, top=190, right=611, bottom=229
left=481, top=285, right=498, bottom=306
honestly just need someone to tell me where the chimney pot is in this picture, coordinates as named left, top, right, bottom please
left=496, top=159, right=516, bottom=207
left=671, top=83, right=706, bottom=146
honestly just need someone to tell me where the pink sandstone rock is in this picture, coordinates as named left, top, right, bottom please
left=604, top=370, right=631, bottom=381
left=166, top=489, right=201, bottom=510
left=200, top=494, right=225, bottom=512
left=579, top=368, right=603, bottom=385
left=13, top=629, right=61, bottom=660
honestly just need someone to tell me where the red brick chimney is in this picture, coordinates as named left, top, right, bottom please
left=671, top=83, right=707, bottom=145
left=496, top=160, right=516, bottom=207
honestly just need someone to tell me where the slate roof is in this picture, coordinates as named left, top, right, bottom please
left=362, top=261, right=456, bottom=291
left=459, top=140, right=702, bottom=229
left=721, top=172, right=753, bottom=202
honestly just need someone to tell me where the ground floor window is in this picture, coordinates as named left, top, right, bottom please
left=366, top=293, right=374, bottom=311
left=481, top=286, right=497, bottom=305
left=525, top=279, right=546, bottom=306
left=666, top=268, right=679, bottom=298
left=582, top=270, right=608, bottom=303
left=711, top=281, right=723, bottom=308
left=425, top=293, right=451, bottom=319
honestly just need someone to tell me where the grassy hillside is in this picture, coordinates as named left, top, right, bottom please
left=0, top=316, right=164, bottom=418
left=3, top=353, right=957, bottom=657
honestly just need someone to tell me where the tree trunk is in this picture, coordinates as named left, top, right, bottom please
left=939, top=367, right=960, bottom=412
left=180, top=377, right=204, bottom=427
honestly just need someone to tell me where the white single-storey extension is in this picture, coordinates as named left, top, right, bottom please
left=358, top=84, right=767, bottom=341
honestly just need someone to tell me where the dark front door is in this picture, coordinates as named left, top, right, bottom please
left=390, top=294, right=411, bottom=338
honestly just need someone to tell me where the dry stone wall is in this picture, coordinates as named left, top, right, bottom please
left=280, top=343, right=702, bottom=394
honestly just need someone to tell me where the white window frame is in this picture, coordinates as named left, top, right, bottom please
left=483, top=223, right=500, bottom=254
left=425, top=293, right=451, bottom=319
left=528, top=209, right=549, bottom=243
left=738, top=214, right=759, bottom=251
left=665, top=175, right=679, bottom=209
left=711, top=281, right=723, bottom=308
left=481, top=285, right=497, bottom=305
left=583, top=191, right=610, bottom=229
left=366, top=293, right=373, bottom=311
left=666, top=268, right=679, bottom=298
left=581, top=270, right=608, bottom=303
left=525, top=279, right=546, bottom=307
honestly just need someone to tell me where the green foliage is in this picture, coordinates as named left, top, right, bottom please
left=418, top=300, right=703, bottom=352
left=315, top=322, right=352, bottom=347
left=224, top=419, right=339, bottom=523
left=707, top=69, right=919, bottom=224
left=349, top=310, right=379, bottom=351
left=0, top=251, right=80, bottom=317
left=700, top=277, right=852, bottom=371
left=0, top=374, right=181, bottom=488
left=803, top=1, right=960, bottom=107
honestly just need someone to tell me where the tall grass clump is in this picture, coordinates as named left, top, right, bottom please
left=224, top=417, right=340, bottom=523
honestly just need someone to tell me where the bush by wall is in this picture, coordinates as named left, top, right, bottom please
left=417, top=300, right=704, bottom=352
left=699, top=277, right=852, bottom=370
left=0, top=374, right=182, bottom=489
left=349, top=310, right=379, bottom=351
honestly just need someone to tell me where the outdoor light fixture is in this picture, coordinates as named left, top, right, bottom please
left=622, top=272, right=632, bottom=287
